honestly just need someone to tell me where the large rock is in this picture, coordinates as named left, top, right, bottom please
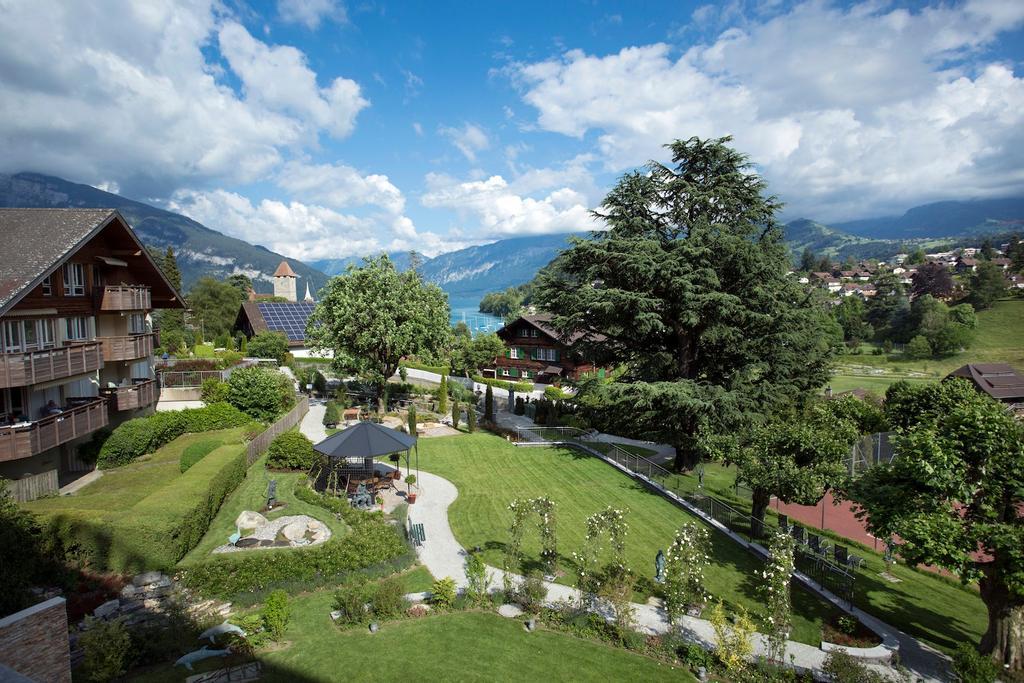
left=281, top=520, right=309, bottom=542
left=93, top=599, right=120, bottom=619
left=132, top=571, right=164, bottom=587
left=497, top=604, right=523, bottom=619
left=235, top=511, right=268, bottom=530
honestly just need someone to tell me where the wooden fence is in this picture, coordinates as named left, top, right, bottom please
left=246, top=395, right=309, bottom=466
left=9, top=469, right=59, bottom=502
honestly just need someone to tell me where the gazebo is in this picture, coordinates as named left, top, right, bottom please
left=311, top=421, right=419, bottom=497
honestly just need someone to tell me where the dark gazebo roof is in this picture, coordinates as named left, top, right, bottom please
left=314, top=421, right=417, bottom=459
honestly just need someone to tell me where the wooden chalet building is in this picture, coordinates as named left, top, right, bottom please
left=0, top=209, right=184, bottom=499
left=487, top=314, right=604, bottom=384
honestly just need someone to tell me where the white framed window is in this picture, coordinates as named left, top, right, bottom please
left=63, top=263, right=85, bottom=296
left=530, top=329, right=539, bottom=338
left=510, top=347, right=520, bottom=359
left=2, top=321, right=21, bottom=353
left=65, top=317, right=89, bottom=341
left=40, top=319, right=55, bottom=348
left=501, top=369, right=510, bottom=377
left=41, top=275, right=52, bottom=296
left=2, top=320, right=57, bottom=353
left=518, top=327, right=528, bottom=337
left=128, top=313, right=146, bottom=334
left=536, top=347, right=558, bottom=362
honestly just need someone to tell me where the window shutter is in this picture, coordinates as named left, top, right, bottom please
left=554, top=349, right=560, bottom=361
left=505, top=348, right=510, bottom=358
left=530, top=348, right=537, bottom=360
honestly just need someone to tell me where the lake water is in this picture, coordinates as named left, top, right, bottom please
left=448, top=295, right=504, bottom=334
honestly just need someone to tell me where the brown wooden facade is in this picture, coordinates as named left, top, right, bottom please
left=490, top=315, right=602, bottom=384
left=0, top=210, right=183, bottom=496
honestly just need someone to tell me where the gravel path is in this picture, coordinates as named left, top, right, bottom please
left=408, top=468, right=947, bottom=682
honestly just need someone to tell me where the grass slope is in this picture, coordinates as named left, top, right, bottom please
left=417, top=433, right=835, bottom=645
left=830, top=298, right=1024, bottom=394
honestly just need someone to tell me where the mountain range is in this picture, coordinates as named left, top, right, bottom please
left=2, top=171, right=1021, bottom=307
left=0, top=173, right=328, bottom=295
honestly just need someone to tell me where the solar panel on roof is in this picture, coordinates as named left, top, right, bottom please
left=256, top=302, right=316, bottom=341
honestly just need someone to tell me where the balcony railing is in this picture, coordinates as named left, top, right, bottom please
left=0, top=399, right=108, bottom=462
left=98, top=333, right=155, bottom=362
left=99, top=285, right=151, bottom=311
left=0, top=342, right=104, bottom=389
left=99, top=378, right=158, bottom=411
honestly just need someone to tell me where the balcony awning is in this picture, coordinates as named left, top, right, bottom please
left=95, top=255, right=129, bottom=267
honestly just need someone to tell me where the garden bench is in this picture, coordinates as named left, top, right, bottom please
left=410, top=522, right=426, bottom=547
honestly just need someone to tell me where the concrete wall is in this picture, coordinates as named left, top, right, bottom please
left=0, top=597, right=71, bottom=683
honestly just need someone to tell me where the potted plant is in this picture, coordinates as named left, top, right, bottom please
left=406, top=474, right=418, bottom=504
left=389, top=453, right=402, bottom=480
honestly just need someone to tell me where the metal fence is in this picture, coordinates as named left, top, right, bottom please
left=246, top=395, right=309, bottom=466
left=513, top=425, right=856, bottom=604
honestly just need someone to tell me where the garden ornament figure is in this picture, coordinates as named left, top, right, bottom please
left=174, top=646, right=231, bottom=671
left=697, top=464, right=705, bottom=489
left=267, top=479, right=277, bottom=509
left=507, top=386, right=515, bottom=412
left=655, top=549, right=666, bottom=584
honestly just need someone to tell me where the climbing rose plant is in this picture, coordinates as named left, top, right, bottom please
left=504, top=497, right=558, bottom=594
left=663, top=522, right=711, bottom=622
left=760, top=530, right=795, bottom=663
left=573, top=507, right=633, bottom=626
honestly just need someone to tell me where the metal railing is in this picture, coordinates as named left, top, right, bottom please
left=513, top=425, right=856, bottom=604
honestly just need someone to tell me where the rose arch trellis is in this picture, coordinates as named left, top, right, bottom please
left=504, top=497, right=558, bottom=588
left=575, top=506, right=629, bottom=595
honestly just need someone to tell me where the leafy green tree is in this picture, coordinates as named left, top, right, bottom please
left=1007, top=234, right=1024, bottom=273
left=798, top=247, right=817, bottom=273
left=408, top=404, right=417, bottom=436
left=452, top=333, right=506, bottom=375
left=865, top=272, right=907, bottom=336
left=451, top=398, right=460, bottom=430
left=733, top=410, right=857, bottom=537
left=534, top=136, right=835, bottom=470
left=816, top=255, right=833, bottom=272
left=467, top=403, right=476, bottom=433
left=0, top=480, right=61, bottom=617
left=438, top=374, right=448, bottom=414
left=845, top=380, right=1024, bottom=670
left=228, top=366, right=294, bottom=421
left=979, top=238, right=996, bottom=261
left=323, top=401, right=339, bottom=427
left=187, top=276, right=243, bottom=339
left=226, top=273, right=253, bottom=300
left=905, top=334, right=932, bottom=359
left=306, top=255, right=451, bottom=412
left=154, top=246, right=185, bottom=342
left=833, top=296, right=871, bottom=345
left=910, top=261, right=954, bottom=300
left=266, top=430, right=315, bottom=470
left=484, top=384, right=494, bottom=422
left=247, top=331, right=289, bottom=362
left=907, top=246, right=926, bottom=264
left=968, top=260, right=1007, bottom=310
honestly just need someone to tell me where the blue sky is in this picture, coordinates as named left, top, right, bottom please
left=2, top=0, right=1023, bottom=262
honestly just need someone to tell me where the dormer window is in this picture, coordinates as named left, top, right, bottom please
left=63, top=263, right=85, bottom=296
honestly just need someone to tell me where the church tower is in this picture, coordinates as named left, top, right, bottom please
left=273, top=260, right=298, bottom=302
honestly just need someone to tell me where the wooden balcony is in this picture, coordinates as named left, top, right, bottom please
left=0, top=399, right=108, bottom=462
left=98, top=333, right=155, bottom=362
left=100, top=378, right=158, bottom=411
left=99, top=285, right=151, bottom=311
left=0, top=342, right=104, bottom=389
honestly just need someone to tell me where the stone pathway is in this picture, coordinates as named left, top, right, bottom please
left=408, top=468, right=948, bottom=682
left=300, top=402, right=328, bottom=443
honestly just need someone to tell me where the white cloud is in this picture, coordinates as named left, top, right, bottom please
left=421, top=172, right=599, bottom=237
left=277, top=0, right=346, bottom=29
left=512, top=1, right=1024, bottom=220
left=439, top=123, right=490, bottom=162
left=0, top=1, right=367, bottom=196
left=276, top=160, right=406, bottom=214
left=412, top=122, right=424, bottom=136
left=218, top=22, right=367, bottom=139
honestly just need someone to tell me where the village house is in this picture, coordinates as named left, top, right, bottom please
left=947, top=363, right=1024, bottom=412
left=234, top=260, right=321, bottom=357
left=486, top=314, right=604, bottom=384
left=0, top=209, right=184, bottom=499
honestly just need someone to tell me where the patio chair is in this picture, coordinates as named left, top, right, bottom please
left=790, top=525, right=805, bottom=545
left=807, top=533, right=822, bottom=555
left=833, top=544, right=849, bottom=566
left=778, top=514, right=790, bottom=533
left=846, top=552, right=865, bottom=570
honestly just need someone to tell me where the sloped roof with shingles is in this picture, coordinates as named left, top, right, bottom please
left=499, top=313, right=606, bottom=346
left=0, top=208, right=115, bottom=314
left=948, top=363, right=1024, bottom=401
left=273, top=260, right=298, bottom=277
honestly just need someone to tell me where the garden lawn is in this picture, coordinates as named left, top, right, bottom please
left=659, top=463, right=988, bottom=654
left=130, top=596, right=694, bottom=682
left=179, top=456, right=350, bottom=565
left=416, top=433, right=836, bottom=645
left=826, top=374, right=930, bottom=395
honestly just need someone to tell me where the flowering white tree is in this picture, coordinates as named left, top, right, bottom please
left=663, top=523, right=711, bottom=622
left=504, top=497, right=558, bottom=594
left=575, top=506, right=632, bottom=626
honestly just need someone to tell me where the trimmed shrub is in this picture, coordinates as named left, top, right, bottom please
left=430, top=577, right=457, bottom=609
left=333, top=578, right=369, bottom=625
left=466, top=406, right=476, bottom=433
left=180, top=438, right=222, bottom=473
left=370, top=576, right=408, bottom=620
left=262, top=589, right=291, bottom=640
left=451, top=399, right=459, bottom=430
left=266, top=430, right=316, bottom=471
left=470, top=374, right=533, bottom=393
left=97, top=403, right=250, bottom=469
left=323, top=401, right=339, bottom=427
left=484, top=384, right=494, bottom=421
left=79, top=616, right=132, bottom=682
left=200, top=378, right=230, bottom=405
left=228, top=366, right=295, bottom=422
left=247, top=331, right=289, bottom=362
left=952, top=644, right=1001, bottom=683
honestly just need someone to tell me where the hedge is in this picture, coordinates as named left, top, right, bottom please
left=401, top=361, right=450, bottom=376
left=266, top=430, right=315, bottom=471
left=181, top=485, right=411, bottom=598
left=180, top=438, right=222, bottom=473
left=43, top=443, right=248, bottom=571
left=470, top=374, right=533, bottom=393
left=96, top=403, right=251, bottom=469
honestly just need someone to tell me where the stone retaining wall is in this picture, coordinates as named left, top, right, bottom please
left=0, top=597, right=72, bottom=683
